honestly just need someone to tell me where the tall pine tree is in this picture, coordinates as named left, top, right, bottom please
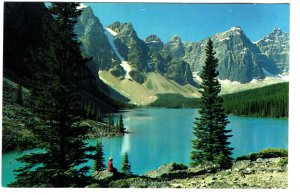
left=121, top=152, right=132, bottom=176
left=93, top=141, right=105, bottom=172
left=190, top=39, right=233, bottom=169
left=10, top=3, right=95, bottom=187
left=118, top=114, right=126, bottom=133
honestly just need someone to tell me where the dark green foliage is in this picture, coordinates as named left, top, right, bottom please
left=149, top=94, right=200, bottom=108
left=3, top=2, right=48, bottom=80
left=10, top=3, right=94, bottom=187
left=117, top=114, right=126, bottom=133
left=93, top=141, right=105, bottom=172
left=96, top=109, right=103, bottom=122
left=2, top=78, right=38, bottom=152
left=121, top=152, right=132, bottom=176
left=110, top=65, right=126, bottom=78
left=150, top=83, right=288, bottom=118
left=108, top=113, right=115, bottom=127
left=171, top=163, right=188, bottom=170
left=278, top=157, right=288, bottom=166
left=222, top=82, right=288, bottom=118
left=15, top=84, right=24, bottom=106
left=191, top=39, right=233, bottom=169
left=129, top=70, right=147, bottom=84
left=235, top=148, right=288, bottom=161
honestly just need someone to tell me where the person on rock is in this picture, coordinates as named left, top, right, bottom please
left=108, top=156, right=117, bottom=173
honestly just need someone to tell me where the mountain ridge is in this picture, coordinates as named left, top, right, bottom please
left=74, top=5, right=289, bottom=105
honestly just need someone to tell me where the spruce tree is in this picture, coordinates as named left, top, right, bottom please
left=118, top=114, right=126, bottom=133
left=190, top=39, right=233, bottom=169
left=93, top=141, right=105, bottom=172
left=121, top=152, right=132, bottom=176
left=108, top=112, right=114, bottom=131
left=10, top=3, right=94, bottom=187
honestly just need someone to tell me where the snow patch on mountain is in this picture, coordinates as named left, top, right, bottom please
left=76, top=3, right=88, bottom=10
left=262, top=67, right=275, bottom=77
left=105, top=27, right=118, bottom=36
left=192, top=72, right=201, bottom=83
left=120, top=61, right=132, bottom=79
left=104, top=27, right=132, bottom=79
left=219, top=79, right=241, bottom=85
left=262, top=68, right=289, bottom=81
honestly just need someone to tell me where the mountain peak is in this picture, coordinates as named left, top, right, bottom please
left=145, top=34, right=163, bottom=43
left=108, top=21, right=135, bottom=35
left=77, top=3, right=89, bottom=10
left=229, top=26, right=242, bottom=32
left=168, top=34, right=182, bottom=44
left=273, top=27, right=282, bottom=33
left=213, top=26, right=246, bottom=43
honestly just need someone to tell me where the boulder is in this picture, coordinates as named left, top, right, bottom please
left=144, top=163, right=188, bottom=178
left=92, top=170, right=114, bottom=181
left=232, top=160, right=252, bottom=172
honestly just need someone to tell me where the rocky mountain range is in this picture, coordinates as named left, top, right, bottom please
left=75, top=6, right=289, bottom=86
left=256, top=28, right=289, bottom=73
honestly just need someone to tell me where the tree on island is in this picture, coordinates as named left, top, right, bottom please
left=121, top=152, right=132, bottom=176
left=118, top=114, right=126, bottom=133
left=190, top=39, right=234, bottom=169
left=93, top=141, right=105, bottom=172
left=10, top=3, right=95, bottom=187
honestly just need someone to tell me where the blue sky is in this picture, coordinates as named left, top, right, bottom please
left=86, top=3, right=289, bottom=43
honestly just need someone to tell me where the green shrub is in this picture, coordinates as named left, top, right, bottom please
left=171, top=163, right=188, bottom=171
left=235, top=148, right=288, bottom=161
left=110, top=66, right=125, bottom=78
left=278, top=157, right=288, bottom=166
left=129, top=70, right=146, bottom=84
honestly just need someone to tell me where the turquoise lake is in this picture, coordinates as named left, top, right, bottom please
left=1, top=108, right=288, bottom=187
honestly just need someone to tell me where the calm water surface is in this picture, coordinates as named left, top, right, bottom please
left=2, top=108, right=288, bottom=186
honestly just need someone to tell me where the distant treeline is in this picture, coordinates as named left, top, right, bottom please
left=148, top=93, right=200, bottom=108
left=149, top=82, right=288, bottom=118
left=222, top=82, right=288, bottom=118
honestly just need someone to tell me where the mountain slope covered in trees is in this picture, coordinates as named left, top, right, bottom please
left=149, top=82, right=288, bottom=118
left=222, top=82, right=288, bottom=118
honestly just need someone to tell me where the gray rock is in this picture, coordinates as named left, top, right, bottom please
left=256, top=28, right=289, bottom=73
left=183, top=26, right=273, bottom=83
left=92, top=170, right=114, bottom=181
left=74, top=7, right=116, bottom=71
left=232, top=160, right=252, bottom=171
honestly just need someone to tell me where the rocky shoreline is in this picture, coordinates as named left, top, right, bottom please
left=90, top=157, right=287, bottom=188
left=82, top=119, right=125, bottom=138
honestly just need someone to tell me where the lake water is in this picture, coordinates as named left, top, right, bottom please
left=2, top=108, right=288, bottom=186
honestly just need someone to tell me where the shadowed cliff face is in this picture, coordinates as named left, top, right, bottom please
left=256, top=28, right=289, bottom=73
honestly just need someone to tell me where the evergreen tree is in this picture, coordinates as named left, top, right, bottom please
left=121, top=152, right=132, bottom=176
left=190, top=39, right=233, bottom=169
left=93, top=141, right=105, bottom=172
left=118, top=114, right=126, bottom=133
left=108, top=112, right=114, bottom=131
left=16, top=84, right=24, bottom=106
left=10, top=3, right=94, bottom=187
left=110, top=113, right=115, bottom=126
